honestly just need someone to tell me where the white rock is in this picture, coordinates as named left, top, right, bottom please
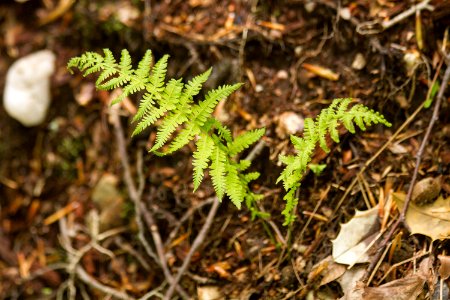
left=276, top=111, right=304, bottom=138
left=351, top=53, right=366, bottom=70
left=3, top=50, right=56, bottom=126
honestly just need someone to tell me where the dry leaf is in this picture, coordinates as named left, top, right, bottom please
left=205, top=261, right=231, bottom=278
left=362, top=275, right=425, bottom=300
left=393, top=193, right=450, bottom=241
left=332, top=205, right=380, bottom=265
left=338, top=266, right=366, bottom=300
left=308, top=256, right=347, bottom=286
left=345, top=259, right=431, bottom=300
left=302, top=63, right=340, bottom=81
left=38, top=0, right=75, bottom=26
left=438, top=255, right=450, bottom=280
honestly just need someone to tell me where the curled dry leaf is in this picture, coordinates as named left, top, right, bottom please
left=362, top=275, right=425, bottom=300
left=332, top=205, right=380, bottom=265
left=393, top=192, right=450, bottom=241
left=75, top=83, right=95, bottom=106
left=438, top=255, right=450, bottom=280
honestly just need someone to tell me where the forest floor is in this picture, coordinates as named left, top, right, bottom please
left=0, top=0, right=449, bottom=299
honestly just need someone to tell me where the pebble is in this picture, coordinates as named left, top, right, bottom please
left=3, top=50, right=55, bottom=126
left=276, top=111, right=304, bottom=138
left=351, top=53, right=366, bottom=70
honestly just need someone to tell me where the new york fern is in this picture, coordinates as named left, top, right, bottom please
left=67, top=49, right=265, bottom=217
left=278, top=98, right=391, bottom=225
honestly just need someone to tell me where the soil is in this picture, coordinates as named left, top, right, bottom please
left=0, top=1, right=449, bottom=299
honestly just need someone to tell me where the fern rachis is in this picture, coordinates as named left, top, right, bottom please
left=278, top=98, right=391, bottom=225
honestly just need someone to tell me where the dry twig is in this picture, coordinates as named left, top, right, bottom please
left=163, top=197, right=220, bottom=300
left=110, top=109, right=189, bottom=299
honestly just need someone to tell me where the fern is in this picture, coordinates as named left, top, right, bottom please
left=68, top=49, right=266, bottom=213
left=278, top=98, right=391, bottom=225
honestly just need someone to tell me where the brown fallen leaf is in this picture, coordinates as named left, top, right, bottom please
left=38, top=0, right=75, bottom=26
left=438, top=255, right=450, bottom=280
left=302, top=63, right=340, bottom=81
left=343, top=258, right=432, bottom=300
left=362, top=275, right=425, bottom=300
left=338, top=267, right=366, bottom=300
left=205, top=261, right=231, bottom=278
left=308, top=256, right=347, bottom=286
left=393, top=193, right=450, bottom=241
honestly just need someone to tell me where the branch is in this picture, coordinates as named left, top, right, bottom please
left=76, top=265, right=135, bottom=300
left=110, top=107, right=189, bottom=299
left=163, top=197, right=220, bottom=300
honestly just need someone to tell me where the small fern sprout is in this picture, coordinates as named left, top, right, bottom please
left=68, top=49, right=266, bottom=217
left=278, top=98, right=391, bottom=225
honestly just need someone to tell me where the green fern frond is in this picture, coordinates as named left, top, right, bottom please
left=166, top=123, right=201, bottom=154
left=281, top=186, right=299, bottom=225
left=209, top=119, right=233, bottom=143
left=148, top=54, right=169, bottom=91
left=227, top=128, right=266, bottom=157
left=68, top=49, right=266, bottom=218
left=225, top=164, right=246, bottom=208
left=279, top=98, right=391, bottom=224
left=191, top=84, right=242, bottom=127
left=210, top=145, right=227, bottom=200
left=237, top=159, right=251, bottom=171
left=181, top=68, right=212, bottom=104
left=242, top=171, right=260, bottom=184
left=135, top=50, right=153, bottom=80
left=150, top=108, right=190, bottom=152
left=193, top=134, right=215, bottom=191
left=131, top=79, right=183, bottom=137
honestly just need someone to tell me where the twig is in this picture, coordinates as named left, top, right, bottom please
left=114, top=236, right=151, bottom=271
left=165, top=197, right=215, bottom=247
left=357, top=0, right=434, bottom=35
left=76, top=265, right=135, bottom=300
left=138, top=203, right=189, bottom=300
left=163, top=197, right=221, bottom=300
left=58, top=215, right=134, bottom=300
left=244, top=139, right=266, bottom=162
left=362, top=55, right=450, bottom=282
left=110, top=109, right=189, bottom=299
left=110, top=109, right=159, bottom=264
